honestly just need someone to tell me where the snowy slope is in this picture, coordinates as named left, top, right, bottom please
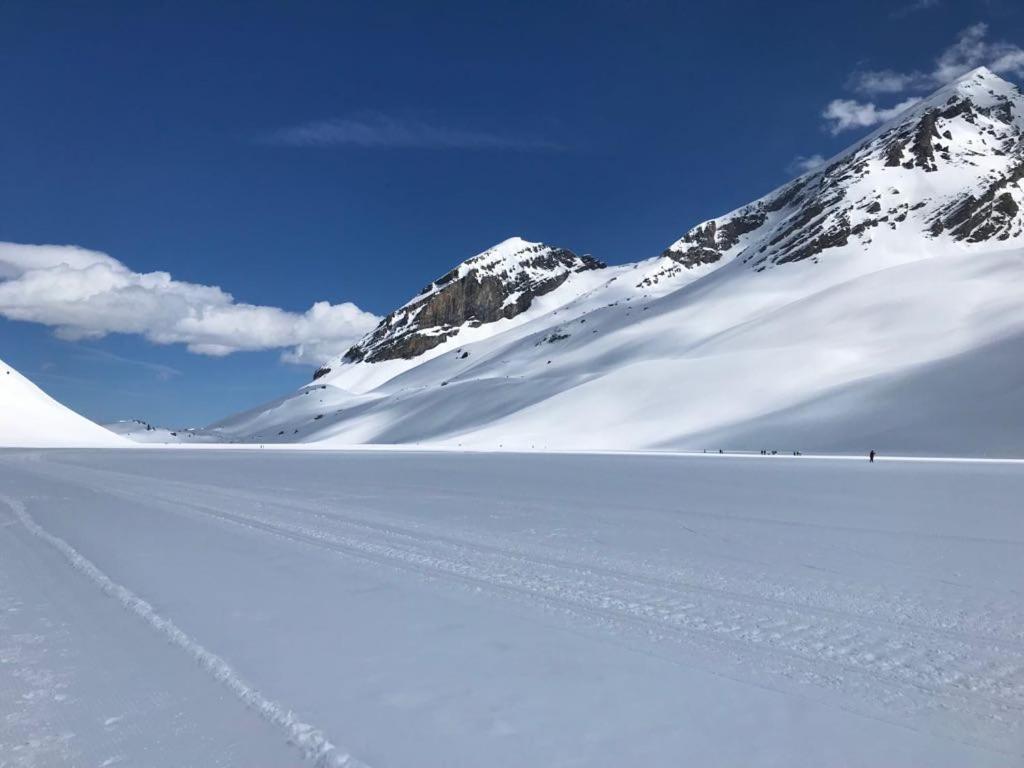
left=0, top=358, right=126, bottom=447
left=214, top=67, right=1024, bottom=455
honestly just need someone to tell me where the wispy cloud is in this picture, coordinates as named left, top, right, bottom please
left=262, top=112, right=562, bottom=151
left=72, top=346, right=183, bottom=381
left=846, top=70, right=924, bottom=95
left=821, top=23, right=1024, bottom=134
left=849, top=23, right=1024, bottom=97
left=0, top=242, right=379, bottom=366
left=786, top=154, right=828, bottom=175
left=891, top=0, right=940, bottom=18
left=31, top=369, right=144, bottom=397
left=822, top=97, right=921, bottom=135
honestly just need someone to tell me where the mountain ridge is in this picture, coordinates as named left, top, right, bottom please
left=190, top=69, right=1024, bottom=454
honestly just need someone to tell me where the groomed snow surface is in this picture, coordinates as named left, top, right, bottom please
left=2, top=448, right=1021, bottom=766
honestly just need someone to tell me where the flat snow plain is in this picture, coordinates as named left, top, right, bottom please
left=1, top=448, right=1021, bottom=767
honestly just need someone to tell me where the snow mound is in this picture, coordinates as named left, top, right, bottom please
left=0, top=358, right=126, bottom=447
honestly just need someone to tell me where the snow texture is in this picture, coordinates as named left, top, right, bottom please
left=0, top=488, right=364, bottom=768
left=1, top=448, right=1021, bottom=766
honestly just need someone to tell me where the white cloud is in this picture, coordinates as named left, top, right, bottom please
left=850, top=23, right=1024, bottom=96
left=846, top=70, right=926, bottom=95
left=0, top=242, right=379, bottom=366
left=264, top=112, right=561, bottom=151
left=822, top=97, right=921, bottom=135
left=786, top=154, right=827, bottom=175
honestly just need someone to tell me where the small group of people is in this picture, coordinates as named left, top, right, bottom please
left=701, top=448, right=879, bottom=461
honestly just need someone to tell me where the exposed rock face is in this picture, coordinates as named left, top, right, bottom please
left=663, top=213, right=767, bottom=268
left=344, top=238, right=605, bottom=363
left=650, top=67, right=1024, bottom=280
left=909, top=109, right=941, bottom=171
left=931, top=162, right=1024, bottom=242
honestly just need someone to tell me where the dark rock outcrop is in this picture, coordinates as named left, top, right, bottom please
left=932, top=162, right=1024, bottom=242
left=344, top=242, right=604, bottom=363
left=663, top=212, right=767, bottom=268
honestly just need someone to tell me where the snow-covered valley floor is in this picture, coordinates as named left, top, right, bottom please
left=1, top=449, right=1021, bottom=767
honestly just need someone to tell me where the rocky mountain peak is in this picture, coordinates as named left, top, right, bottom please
left=649, top=68, right=1024, bottom=281
left=949, top=65, right=1018, bottom=100
left=341, top=238, right=605, bottom=364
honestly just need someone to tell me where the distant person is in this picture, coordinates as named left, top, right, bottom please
left=869, top=450, right=876, bottom=463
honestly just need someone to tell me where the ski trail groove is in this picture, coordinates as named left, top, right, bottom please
left=117, top=483, right=1023, bottom=754
left=0, top=494, right=369, bottom=768
left=111, top=476, right=1024, bottom=705
left=36, top=456, right=1024, bottom=645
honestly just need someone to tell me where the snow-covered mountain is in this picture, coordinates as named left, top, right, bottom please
left=659, top=65, right=1024, bottom=272
left=213, top=67, right=1024, bottom=455
left=342, top=238, right=605, bottom=364
left=0, top=358, right=126, bottom=447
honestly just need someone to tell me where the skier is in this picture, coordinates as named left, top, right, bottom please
left=869, top=450, right=876, bottom=463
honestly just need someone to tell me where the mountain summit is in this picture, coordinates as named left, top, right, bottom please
left=342, top=237, right=604, bottom=364
left=212, top=68, right=1024, bottom=455
left=655, top=66, right=1023, bottom=278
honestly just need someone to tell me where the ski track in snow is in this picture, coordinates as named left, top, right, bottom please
left=0, top=492, right=368, bottom=768
left=137, top=499, right=1024, bottom=753
left=12, top=452, right=1024, bottom=758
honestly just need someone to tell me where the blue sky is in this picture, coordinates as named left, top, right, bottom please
left=2, top=0, right=1022, bottom=426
